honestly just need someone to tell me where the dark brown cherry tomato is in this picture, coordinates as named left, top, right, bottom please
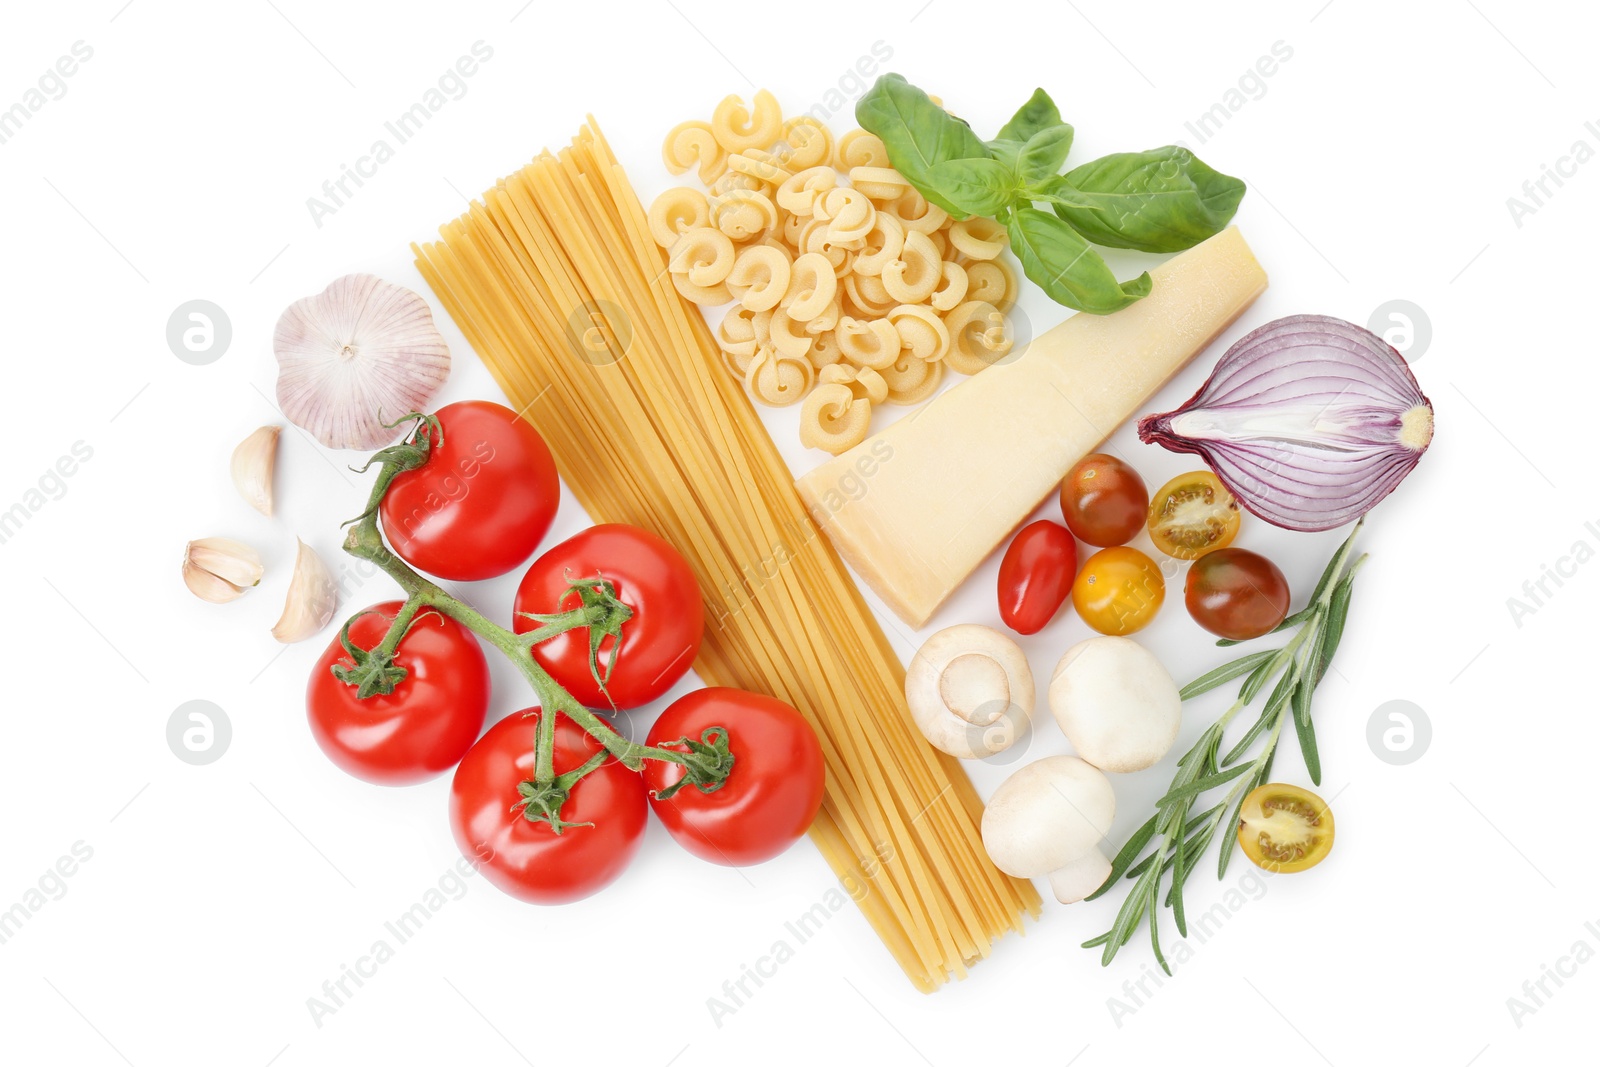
left=1184, top=547, right=1291, bottom=640
left=1059, top=454, right=1148, bottom=547
left=997, top=520, right=1078, bottom=635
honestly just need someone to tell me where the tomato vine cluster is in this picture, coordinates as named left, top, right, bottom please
left=305, top=403, right=826, bottom=903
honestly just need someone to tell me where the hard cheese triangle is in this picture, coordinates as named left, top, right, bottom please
left=796, top=226, right=1268, bottom=629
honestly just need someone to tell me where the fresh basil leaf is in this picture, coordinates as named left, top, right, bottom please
left=1006, top=208, right=1151, bottom=314
left=856, top=73, right=991, bottom=217
left=995, top=87, right=1063, bottom=143
left=924, top=157, right=1016, bottom=218
left=1048, top=147, right=1246, bottom=253
left=1014, top=124, right=1074, bottom=185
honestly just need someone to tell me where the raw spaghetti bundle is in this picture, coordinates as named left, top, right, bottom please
left=413, top=118, right=1039, bottom=990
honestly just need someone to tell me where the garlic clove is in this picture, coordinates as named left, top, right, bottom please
left=274, top=274, right=450, bottom=451
left=271, top=539, right=338, bottom=643
left=230, top=425, right=281, bottom=516
left=183, top=537, right=264, bottom=604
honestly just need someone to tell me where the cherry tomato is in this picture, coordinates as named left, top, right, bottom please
left=307, top=601, right=491, bottom=786
left=1147, top=471, right=1241, bottom=560
left=1059, top=454, right=1148, bottom=547
left=997, top=520, right=1078, bottom=635
left=450, top=709, right=648, bottom=904
left=1237, top=783, right=1335, bottom=874
left=642, top=688, right=825, bottom=866
left=1071, top=546, right=1165, bottom=635
left=380, top=400, right=560, bottom=582
left=513, top=524, right=703, bottom=710
left=1185, top=548, right=1291, bottom=641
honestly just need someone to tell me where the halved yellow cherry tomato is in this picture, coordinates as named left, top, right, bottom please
left=1237, top=783, right=1335, bottom=874
left=1070, top=546, right=1165, bottom=635
left=1147, top=471, right=1241, bottom=560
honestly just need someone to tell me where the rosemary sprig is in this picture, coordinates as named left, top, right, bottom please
left=1082, top=519, right=1369, bottom=973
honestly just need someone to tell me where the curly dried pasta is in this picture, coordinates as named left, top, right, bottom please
left=943, top=300, right=1014, bottom=376
left=726, top=244, right=792, bottom=312
left=663, top=120, right=726, bottom=183
left=836, top=129, right=888, bottom=169
left=799, top=383, right=872, bottom=454
left=836, top=315, right=901, bottom=370
left=711, top=90, right=784, bottom=153
left=888, top=304, right=950, bottom=362
left=651, top=93, right=1019, bottom=450
left=948, top=215, right=1008, bottom=260
left=882, top=350, right=945, bottom=405
left=779, top=116, right=833, bottom=169
left=747, top=344, right=814, bottom=406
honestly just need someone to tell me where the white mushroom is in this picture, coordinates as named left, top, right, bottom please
left=982, top=756, right=1116, bottom=904
left=905, top=624, right=1034, bottom=759
left=1049, top=636, right=1181, bottom=773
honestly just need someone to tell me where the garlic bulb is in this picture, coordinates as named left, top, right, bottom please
left=183, top=537, right=263, bottom=603
left=274, top=274, right=450, bottom=451
left=231, top=425, right=280, bottom=516
left=272, top=539, right=338, bottom=643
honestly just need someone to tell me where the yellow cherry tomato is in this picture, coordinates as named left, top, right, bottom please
left=1147, top=471, right=1241, bottom=560
left=1070, top=546, right=1165, bottom=635
left=1237, top=783, right=1335, bottom=874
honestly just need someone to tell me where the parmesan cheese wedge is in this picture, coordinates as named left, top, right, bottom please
left=796, top=226, right=1267, bottom=628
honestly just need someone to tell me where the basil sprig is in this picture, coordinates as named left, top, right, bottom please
left=855, top=75, right=1246, bottom=314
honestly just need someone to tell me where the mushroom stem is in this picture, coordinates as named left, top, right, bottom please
left=1048, top=848, right=1112, bottom=905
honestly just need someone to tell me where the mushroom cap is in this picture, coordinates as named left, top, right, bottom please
left=981, top=755, right=1115, bottom=879
left=1050, top=636, right=1181, bottom=773
left=905, top=623, right=1034, bottom=759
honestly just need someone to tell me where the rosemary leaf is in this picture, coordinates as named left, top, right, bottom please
left=1180, top=649, right=1277, bottom=700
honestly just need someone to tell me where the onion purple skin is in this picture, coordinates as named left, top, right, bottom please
left=1138, top=314, right=1434, bottom=533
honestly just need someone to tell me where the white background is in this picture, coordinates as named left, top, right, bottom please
left=1, top=1, right=1594, bottom=1064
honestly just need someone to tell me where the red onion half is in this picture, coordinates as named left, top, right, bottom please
left=1138, top=315, right=1434, bottom=532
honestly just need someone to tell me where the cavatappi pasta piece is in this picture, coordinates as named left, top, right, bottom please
left=804, top=298, right=841, bottom=334
left=782, top=212, right=807, bottom=247
left=747, top=343, right=814, bottom=406
left=836, top=315, right=902, bottom=370
left=852, top=212, right=905, bottom=276
left=882, top=349, right=946, bottom=405
left=949, top=215, right=1008, bottom=260
left=672, top=274, right=731, bottom=306
left=888, top=304, right=951, bottom=362
left=668, top=226, right=736, bottom=288
left=943, top=299, right=1014, bottom=376
left=662, top=120, right=726, bottom=183
left=783, top=252, right=839, bottom=321
left=927, top=229, right=949, bottom=260
left=820, top=361, right=889, bottom=405
left=882, top=231, right=942, bottom=304
left=721, top=341, right=756, bottom=380
left=799, top=382, right=872, bottom=454
left=843, top=272, right=898, bottom=317
left=849, top=166, right=910, bottom=202
left=797, top=219, right=857, bottom=277
left=711, top=188, right=780, bottom=242
left=727, top=148, right=793, bottom=186
left=779, top=116, right=833, bottom=169
left=821, top=188, right=876, bottom=244
left=776, top=166, right=836, bottom=216
left=727, top=244, right=792, bottom=313
left=930, top=260, right=970, bottom=311
left=648, top=186, right=712, bottom=249
left=710, top=170, right=766, bottom=197
left=836, top=128, right=889, bottom=169
left=711, top=90, right=783, bottom=152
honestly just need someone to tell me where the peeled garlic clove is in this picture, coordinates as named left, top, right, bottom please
left=231, top=425, right=281, bottom=516
left=183, top=537, right=263, bottom=604
left=274, top=274, right=450, bottom=451
left=272, top=539, right=338, bottom=643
